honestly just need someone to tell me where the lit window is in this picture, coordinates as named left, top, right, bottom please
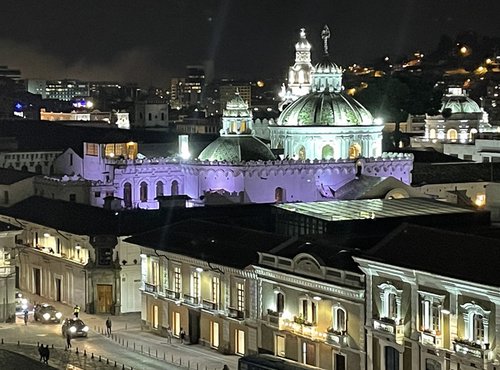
left=173, top=266, right=182, bottom=294
left=191, top=271, right=200, bottom=301
left=299, top=297, right=317, bottom=324
left=461, top=302, right=490, bottom=344
left=212, top=276, right=220, bottom=307
left=418, top=291, right=445, bottom=333
left=378, top=283, right=402, bottom=323
left=237, top=282, right=245, bottom=312
left=333, top=305, right=347, bottom=334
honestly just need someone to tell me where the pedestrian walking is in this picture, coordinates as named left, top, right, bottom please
left=179, top=327, right=186, bottom=344
left=23, top=309, right=28, bottom=325
left=73, top=304, right=80, bottom=318
left=38, top=344, right=44, bottom=361
left=43, top=345, right=50, bottom=364
left=66, top=332, right=72, bottom=349
left=106, top=317, right=112, bottom=336
left=222, top=365, right=230, bottom=370
left=166, top=325, right=172, bottom=344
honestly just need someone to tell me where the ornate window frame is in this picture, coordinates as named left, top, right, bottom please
left=332, top=303, right=347, bottom=334
left=460, top=302, right=490, bottom=343
left=378, top=282, right=403, bottom=322
left=418, top=291, right=445, bottom=332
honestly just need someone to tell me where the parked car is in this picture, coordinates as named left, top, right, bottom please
left=61, top=318, right=89, bottom=338
left=34, top=304, right=62, bottom=323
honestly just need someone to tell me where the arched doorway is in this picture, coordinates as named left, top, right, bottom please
left=348, top=143, right=361, bottom=159
left=447, top=129, right=458, bottom=141
left=297, top=146, right=306, bottom=160
left=469, top=128, right=478, bottom=141
left=275, top=187, right=284, bottom=203
left=123, top=183, right=132, bottom=208
left=171, top=180, right=179, bottom=196
left=321, top=145, right=334, bottom=160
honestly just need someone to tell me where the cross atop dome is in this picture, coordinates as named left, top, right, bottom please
left=321, top=25, right=330, bottom=55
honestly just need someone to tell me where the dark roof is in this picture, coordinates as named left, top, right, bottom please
left=0, top=168, right=37, bottom=185
left=396, top=148, right=465, bottom=163
left=0, top=196, right=167, bottom=236
left=0, top=220, right=20, bottom=232
left=363, top=223, right=500, bottom=286
left=412, top=162, right=500, bottom=186
left=125, top=219, right=289, bottom=269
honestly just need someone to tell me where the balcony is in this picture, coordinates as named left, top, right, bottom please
left=183, top=294, right=200, bottom=306
left=373, top=318, right=404, bottom=345
left=325, top=330, right=349, bottom=347
left=419, top=330, right=442, bottom=347
left=202, top=299, right=218, bottom=311
left=453, top=339, right=490, bottom=359
left=165, top=289, right=181, bottom=300
left=144, top=283, right=158, bottom=294
left=228, top=307, right=245, bottom=320
left=279, top=317, right=326, bottom=342
left=265, top=309, right=280, bottom=327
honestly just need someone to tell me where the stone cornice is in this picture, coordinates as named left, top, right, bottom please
left=253, top=265, right=364, bottom=302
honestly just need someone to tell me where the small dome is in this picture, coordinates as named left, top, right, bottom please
left=276, top=90, right=374, bottom=126
left=441, top=95, right=481, bottom=114
left=314, top=56, right=342, bottom=74
left=198, top=136, right=275, bottom=162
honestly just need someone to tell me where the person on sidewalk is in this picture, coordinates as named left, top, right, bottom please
left=38, top=344, right=44, bottom=361
left=23, top=309, right=28, bottom=325
left=166, top=325, right=172, bottom=344
left=43, top=345, right=50, bottom=364
left=106, top=317, right=112, bottom=337
left=66, top=332, right=72, bottom=349
left=222, top=365, right=229, bottom=370
left=73, top=304, right=80, bottom=318
left=179, top=327, right=186, bottom=344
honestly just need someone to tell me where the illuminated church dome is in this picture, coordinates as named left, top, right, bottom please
left=198, top=91, right=275, bottom=162
left=441, top=88, right=481, bottom=115
left=270, top=25, right=383, bottom=161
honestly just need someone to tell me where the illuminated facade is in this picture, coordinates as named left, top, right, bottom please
left=355, top=224, right=500, bottom=370
left=284, top=28, right=315, bottom=101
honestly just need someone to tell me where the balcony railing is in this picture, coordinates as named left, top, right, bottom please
left=228, top=307, right=245, bottom=320
left=202, top=299, right=218, bottom=311
left=144, top=283, right=157, bottom=294
left=453, top=339, right=490, bottom=359
left=420, top=330, right=442, bottom=347
left=265, top=309, right=280, bottom=327
left=326, top=330, right=349, bottom=347
left=165, top=289, right=181, bottom=300
left=183, top=294, right=200, bottom=306
left=373, top=318, right=404, bottom=345
left=279, top=318, right=327, bottom=342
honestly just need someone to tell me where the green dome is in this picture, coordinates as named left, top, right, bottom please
left=198, top=136, right=275, bottom=162
left=441, top=95, right=481, bottom=114
left=276, top=90, right=374, bottom=126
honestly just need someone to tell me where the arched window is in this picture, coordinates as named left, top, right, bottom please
left=322, top=145, right=334, bottom=160
left=333, top=306, right=347, bottom=334
left=469, top=128, right=478, bottom=141
left=276, top=292, right=285, bottom=314
left=123, top=182, right=132, bottom=208
left=140, top=182, right=148, bottom=202
left=156, top=181, right=164, bottom=197
left=429, top=128, right=437, bottom=139
left=447, top=129, right=458, bottom=141
left=171, top=180, right=179, bottom=196
left=461, top=302, right=490, bottom=344
left=348, top=143, right=361, bottom=159
left=35, top=164, right=42, bottom=174
left=298, top=146, right=306, bottom=160
left=275, top=187, right=284, bottom=203
left=425, top=359, right=441, bottom=370
left=21, top=165, right=28, bottom=171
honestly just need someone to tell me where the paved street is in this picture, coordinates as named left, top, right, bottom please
left=0, top=292, right=239, bottom=370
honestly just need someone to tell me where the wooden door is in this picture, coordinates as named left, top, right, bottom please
left=97, top=284, right=113, bottom=313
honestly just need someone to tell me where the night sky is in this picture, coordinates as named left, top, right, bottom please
left=1, top=0, right=499, bottom=86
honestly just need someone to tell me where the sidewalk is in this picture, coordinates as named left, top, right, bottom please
left=20, top=292, right=240, bottom=370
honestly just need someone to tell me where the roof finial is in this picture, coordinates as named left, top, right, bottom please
left=321, top=25, right=331, bottom=55
left=300, top=28, right=306, bottom=39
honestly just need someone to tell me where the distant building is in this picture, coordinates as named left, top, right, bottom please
left=134, top=99, right=168, bottom=128
left=26, top=79, right=90, bottom=101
